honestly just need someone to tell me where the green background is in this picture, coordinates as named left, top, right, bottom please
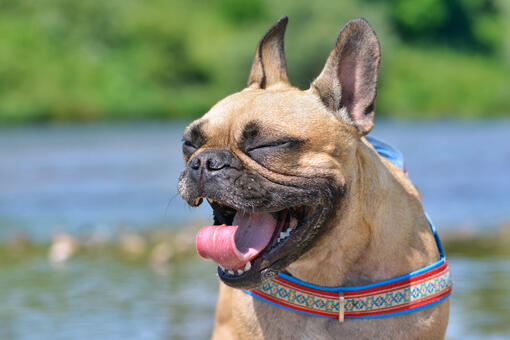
left=0, top=0, right=509, bottom=122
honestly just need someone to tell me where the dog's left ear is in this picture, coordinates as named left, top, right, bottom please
left=247, top=16, right=290, bottom=89
left=311, top=18, right=381, bottom=135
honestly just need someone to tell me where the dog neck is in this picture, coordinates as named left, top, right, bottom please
left=286, top=137, right=440, bottom=287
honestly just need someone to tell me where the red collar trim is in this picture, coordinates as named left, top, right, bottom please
left=246, top=259, right=451, bottom=321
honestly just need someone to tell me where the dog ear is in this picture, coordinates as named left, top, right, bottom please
left=311, top=18, right=381, bottom=135
left=247, top=16, right=290, bottom=89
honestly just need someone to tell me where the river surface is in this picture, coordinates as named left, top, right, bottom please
left=0, top=254, right=509, bottom=339
left=1, top=120, right=509, bottom=239
left=1, top=120, right=509, bottom=339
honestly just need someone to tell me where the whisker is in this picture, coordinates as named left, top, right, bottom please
left=165, top=192, right=181, bottom=217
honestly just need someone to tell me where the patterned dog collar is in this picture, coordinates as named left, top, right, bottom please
left=244, top=137, right=453, bottom=322
left=246, top=257, right=451, bottom=322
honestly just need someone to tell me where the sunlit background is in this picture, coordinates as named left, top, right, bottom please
left=1, top=0, right=509, bottom=339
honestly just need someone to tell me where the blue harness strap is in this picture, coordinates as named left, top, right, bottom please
left=366, top=136, right=446, bottom=258
left=365, top=135, right=406, bottom=172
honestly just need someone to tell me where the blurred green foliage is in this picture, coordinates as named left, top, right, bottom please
left=382, top=0, right=506, bottom=52
left=0, top=0, right=508, bottom=123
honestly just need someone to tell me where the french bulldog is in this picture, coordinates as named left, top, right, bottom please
left=178, top=16, right=449, bottom=340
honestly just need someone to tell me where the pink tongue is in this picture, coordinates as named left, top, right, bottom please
left=195, top=212, right=277, bottom=270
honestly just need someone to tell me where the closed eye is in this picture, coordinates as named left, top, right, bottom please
left=182, top=140, right=198, bottom=157
left=183, top=140, right=196, bottom=148
left=246, top=140, right=294, bottom=152
left=245, top=138, right=304, bottom=162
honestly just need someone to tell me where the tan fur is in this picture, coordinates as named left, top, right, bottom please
left=183, top=17, right=449, bottom=339
left=196, top=87, right=449, bottom=340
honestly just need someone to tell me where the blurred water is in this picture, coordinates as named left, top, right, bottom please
left=0, top=120, right=509, bottom=240
left=0, top=256, right=219, bottom=340
left=0, top=123, right=209, bottom=240
left=372, top=120, right=510, bottom=229
left=1, top=121, right=510, bottom=339
left=0, top=254, right=508, bottom=340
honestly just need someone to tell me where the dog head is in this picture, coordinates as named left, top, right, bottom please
left=178, top=16, right=381, bottom=289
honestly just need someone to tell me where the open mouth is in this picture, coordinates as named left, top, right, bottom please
left=195, top=199, right=324, bottom=289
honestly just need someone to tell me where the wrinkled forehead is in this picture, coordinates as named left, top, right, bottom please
left=184, top=88, right=339, bottom=146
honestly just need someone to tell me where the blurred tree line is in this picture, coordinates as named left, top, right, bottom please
left=383, top=0, right=505, bottom=52
left=0, top=0, right=509, bottom=122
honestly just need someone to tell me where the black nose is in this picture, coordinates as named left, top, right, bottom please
left=189, top=149, right=238, bottom=181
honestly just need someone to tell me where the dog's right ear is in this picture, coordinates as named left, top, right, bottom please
left=247, top=16, right=290, bottom=89
left=311, top=18, right=381, bottom=135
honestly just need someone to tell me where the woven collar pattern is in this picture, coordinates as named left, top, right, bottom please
left=246, top=259, right=452, bottom=320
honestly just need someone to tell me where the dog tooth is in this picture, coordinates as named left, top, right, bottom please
left=228, top=270, right=234, bottom=275
left=237, top=269, right=244, bottom=275
left=244, top=261, right=251, bottom=271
